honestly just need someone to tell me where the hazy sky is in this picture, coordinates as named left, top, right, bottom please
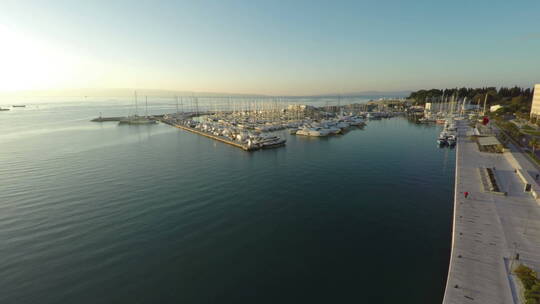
left=1, top=0, right=539, bottom=95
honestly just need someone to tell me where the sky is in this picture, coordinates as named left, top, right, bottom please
left=0, top=0, right=539, bottom=95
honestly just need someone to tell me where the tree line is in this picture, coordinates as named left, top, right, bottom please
left=408, top=86, right=535, bottom=117
left=408, top=86, right=533, bottom=104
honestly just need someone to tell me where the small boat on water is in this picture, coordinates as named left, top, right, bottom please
left=437, top=136, right=447, bottom=145
left=119, top=115, right=157, bottom=125
left=0, top=107, right=10, bottom=111
left=438, top=126, right=457, bottom=146
left=336, top=121, right=350, bottom=130
left=12, top=105, right=26, bottom=108
left=295, top=127, right=310, bottom=136
left=346, top=116, right=366, bottom=127
left=119, top=94, right=157, bottom=125
left=447, top=135, right=457, bottom=146
left=257, top=136, right=286, bottom=149
left=366, top=113, right=381, bottom=120
left=310, top=127, right=331, bottom=136
left=327, top=126, right=341, bottom=135
left=418, top=117, right=436, bottom=124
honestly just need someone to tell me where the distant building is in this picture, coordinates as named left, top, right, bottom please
left=530, top=84, right=540, bottom=119
left=490, top=105, right=502, bottom=112
left=424, top=102, right=432, bottom=116
left=287, top=104, right=317, bottom=114
left=287, top=104, right=316, bottom=111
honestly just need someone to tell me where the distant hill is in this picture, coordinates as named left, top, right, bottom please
left=0, top=88, right=267, bottom=98
left=305, top=91, right=410, bottom=98
left=0, top=88, right=410, bottom=98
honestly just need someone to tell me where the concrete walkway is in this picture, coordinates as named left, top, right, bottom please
left=492, top=123, right=540, bottom=184
left=443, top=120, right=540, bottom=304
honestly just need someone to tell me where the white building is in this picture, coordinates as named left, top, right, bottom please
left=490, top=105, right=502, bottom=112
left=530, top=84, right=540, bottom=119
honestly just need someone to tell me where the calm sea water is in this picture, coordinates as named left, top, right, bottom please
left=0, top=100, right=455, bottom=303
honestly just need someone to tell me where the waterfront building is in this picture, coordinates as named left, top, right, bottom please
left=424, top=102, right=432, bottom=117
left=490, top=105, right=502, bottom=112
left=530, top=84, right=540, bottom=120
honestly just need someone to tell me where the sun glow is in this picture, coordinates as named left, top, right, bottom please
left=0, top=25, right=78, bottom=91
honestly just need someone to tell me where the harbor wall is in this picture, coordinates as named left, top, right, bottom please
left=441, top=131, right=461, bottom=304
left=443, top=121, right=540, bottom=303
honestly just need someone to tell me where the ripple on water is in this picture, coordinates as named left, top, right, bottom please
left=0, top=113, right=455, bottom=304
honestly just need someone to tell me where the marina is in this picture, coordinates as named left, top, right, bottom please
left=91, top=98, right=378, bottom=151
left=6, top=88, right=537, bottom=304
left=1, top=1, right=538, bottom=303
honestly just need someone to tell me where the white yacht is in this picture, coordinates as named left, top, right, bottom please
left=257, top=136, right=286, bottom=148
left=437, top=136, right=448, bottom=145
left=295, top=127, right=330, bottom=137
left=296, top=127, right=311, bottom=136
left=447, top=135, right=457, bottom=146
left=349, top=117, right=366, bottom=126
left=326, top=126, right=341, bottom=135
left=336, top=121, right=350, bottom=130
left=308, top=127, right=330, bottom=137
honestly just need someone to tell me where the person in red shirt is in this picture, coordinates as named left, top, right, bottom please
left=464, top=191, right=469, bottom=199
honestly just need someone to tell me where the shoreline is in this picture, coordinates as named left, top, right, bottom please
left=442, top=120, right=540, bottom=303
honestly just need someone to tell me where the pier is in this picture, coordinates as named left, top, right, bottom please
left=160, top=119, right=257, bottom=151
left=443, top=120, right=540, bottom=304
left=90, top=116, right=125, bottom=122
left=90, top=112, right=211, bottom=122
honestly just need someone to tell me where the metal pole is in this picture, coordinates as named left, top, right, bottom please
left=483, top=94, right=488, bottom=116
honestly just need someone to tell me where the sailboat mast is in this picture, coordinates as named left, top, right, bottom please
left=134, top=91, right=138, bottom=115
left=180, top=97, right=184, bottom=114
left=145, top=96, right=148, bottom=117
left=482, top=93, right=488, bottom=116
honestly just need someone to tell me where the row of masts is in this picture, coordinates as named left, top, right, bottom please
left=128, top=94, right=382, bottom=121
left=167, top=96, right=361, bottom=120
left=132, top=91, right=151, bottom=117
left=424, top=93, right=490, bottom=117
